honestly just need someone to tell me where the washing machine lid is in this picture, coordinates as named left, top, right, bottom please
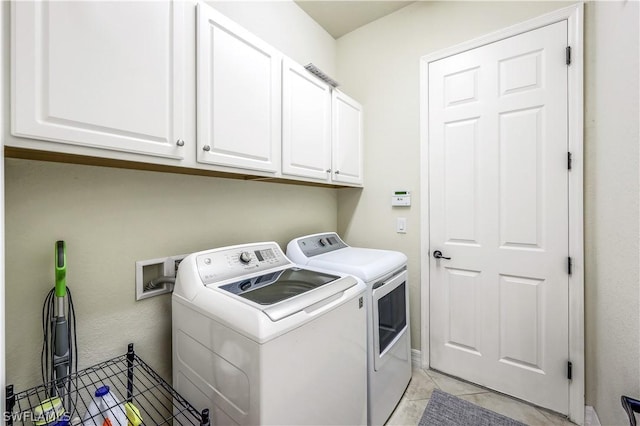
left=214, top=267, right=358, bottom=322
left=305, top=247, right=407, bottom=283
left=220, top=267, right=340, bottom=305
left=287, top=233, right=407, bottom=283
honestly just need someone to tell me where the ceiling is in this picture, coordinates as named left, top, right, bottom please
left=294, top=1, right=415, bottom=39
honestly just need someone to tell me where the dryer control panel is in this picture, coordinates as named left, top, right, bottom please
left=293, top=232, right=348, bottom=258
left=195, top=242, right=291, bottom=285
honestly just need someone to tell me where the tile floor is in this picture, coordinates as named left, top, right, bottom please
left=386, top=368, right=575, bottom=425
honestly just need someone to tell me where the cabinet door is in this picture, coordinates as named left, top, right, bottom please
left=197, top=4, right=281, bottom=173
left=332, top=91, right=363, bottom=185
left=282, top=59, right=332, bottom=182
left=12, top=1, right=187, bottom=160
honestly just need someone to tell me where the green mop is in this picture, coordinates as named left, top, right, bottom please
left=39, top=240, right=78, bottom=422
left=53, top=240, right=70, bottom=399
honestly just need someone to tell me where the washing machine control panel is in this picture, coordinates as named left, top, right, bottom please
left=294, top=233, right=348, bottom=258
left=196, top=242, right=291, bottom=285
left=239, top=251, right=252, bottom=264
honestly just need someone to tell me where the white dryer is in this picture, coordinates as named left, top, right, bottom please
left=172, top=242, right=367, bottom=426
left=287, top=233, right=411, bottom=426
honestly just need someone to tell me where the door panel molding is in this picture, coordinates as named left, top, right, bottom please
left=419, top=3, right=584, bottom=423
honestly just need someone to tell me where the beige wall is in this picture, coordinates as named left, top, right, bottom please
left=4, top=160, right=337, bottom=389
left=3, top=0, right=338, bottom=390
left=336, top=1, right=640, bottom=424
left=584, top=1, right=640, bottom=424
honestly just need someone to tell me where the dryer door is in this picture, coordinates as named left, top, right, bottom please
left=372, top=269, right=409, bottom=371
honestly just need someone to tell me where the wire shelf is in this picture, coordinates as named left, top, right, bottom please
left=5, top=344, right=210, bottom=426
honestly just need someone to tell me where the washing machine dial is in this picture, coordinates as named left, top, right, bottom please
left=239, top=251, right=252, bottom=264
left=319, top=238, right=328, bottom=247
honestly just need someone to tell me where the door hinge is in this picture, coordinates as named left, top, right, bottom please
left=568, top=152, right=572, bottom=170
left=566, top=46, right=572, bottom=66
left=567, top=361, right=573, bottom=380
left=567, top=257, right=573, bottom=275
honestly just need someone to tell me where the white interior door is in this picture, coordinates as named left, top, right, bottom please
left=428, top=21, right=570, bottom=414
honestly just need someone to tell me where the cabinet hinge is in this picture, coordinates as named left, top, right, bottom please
left=567, top=361, right=573, bottom=380
left=566, top=46, right=572, bottom=66
left=568, top=152, right=572, bottom=170
left=567, top=257, right=573, bottom=275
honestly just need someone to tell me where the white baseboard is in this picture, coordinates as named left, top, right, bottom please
left=585, top=406, right=601, bottom=426
left=411, top=348, right=422, bottom=368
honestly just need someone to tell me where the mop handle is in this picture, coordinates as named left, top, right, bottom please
left=53, top=241, right=70, bottom=403
left=55, top=241, right=66, bottom=298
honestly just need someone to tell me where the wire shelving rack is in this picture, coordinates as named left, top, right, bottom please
left=5, top=343, right=210, bottom=425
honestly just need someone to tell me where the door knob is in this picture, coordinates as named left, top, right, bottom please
left=433, top=250, right=451, bottom=260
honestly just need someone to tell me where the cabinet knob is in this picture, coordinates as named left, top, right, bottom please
left=326, top=169, right=332, bottom=173
left=203, top=145, right=211, bottom=152
left=176, top=139, right=185, bottom=147
left=335, top=170, right=340, bottom=175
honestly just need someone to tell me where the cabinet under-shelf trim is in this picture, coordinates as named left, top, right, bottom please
left=4, top=147, right=355, bottom=189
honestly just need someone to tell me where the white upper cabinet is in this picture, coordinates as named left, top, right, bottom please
left=282, top=58, right=332, bottom=182
left=196, top=3, right=281, bottom=174
left=10, top=1, right=361, bottom=186
left=11, top=1, right=187, bottom=160
left=332, top=91, right=363, bottom=186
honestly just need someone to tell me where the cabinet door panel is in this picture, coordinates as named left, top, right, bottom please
left=12, top=1, right=186, bottom=159
left=332, top=91, right=363, bottom=185
left=282, top=59, right=331, bottom=181
left=197, top=4, right=281, bottom=173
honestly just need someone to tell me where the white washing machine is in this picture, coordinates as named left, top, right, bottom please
left=172, top=241, right=367, bottom=426
left=287, top=232, right=411, bottom=426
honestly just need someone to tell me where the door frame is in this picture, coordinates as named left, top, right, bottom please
left=0, top=0, right=6, bottom=416
left=419, top=3, right=584, bottom=424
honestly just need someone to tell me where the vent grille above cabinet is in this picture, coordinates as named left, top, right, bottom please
left=304, top=63, right=339, bottom=88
